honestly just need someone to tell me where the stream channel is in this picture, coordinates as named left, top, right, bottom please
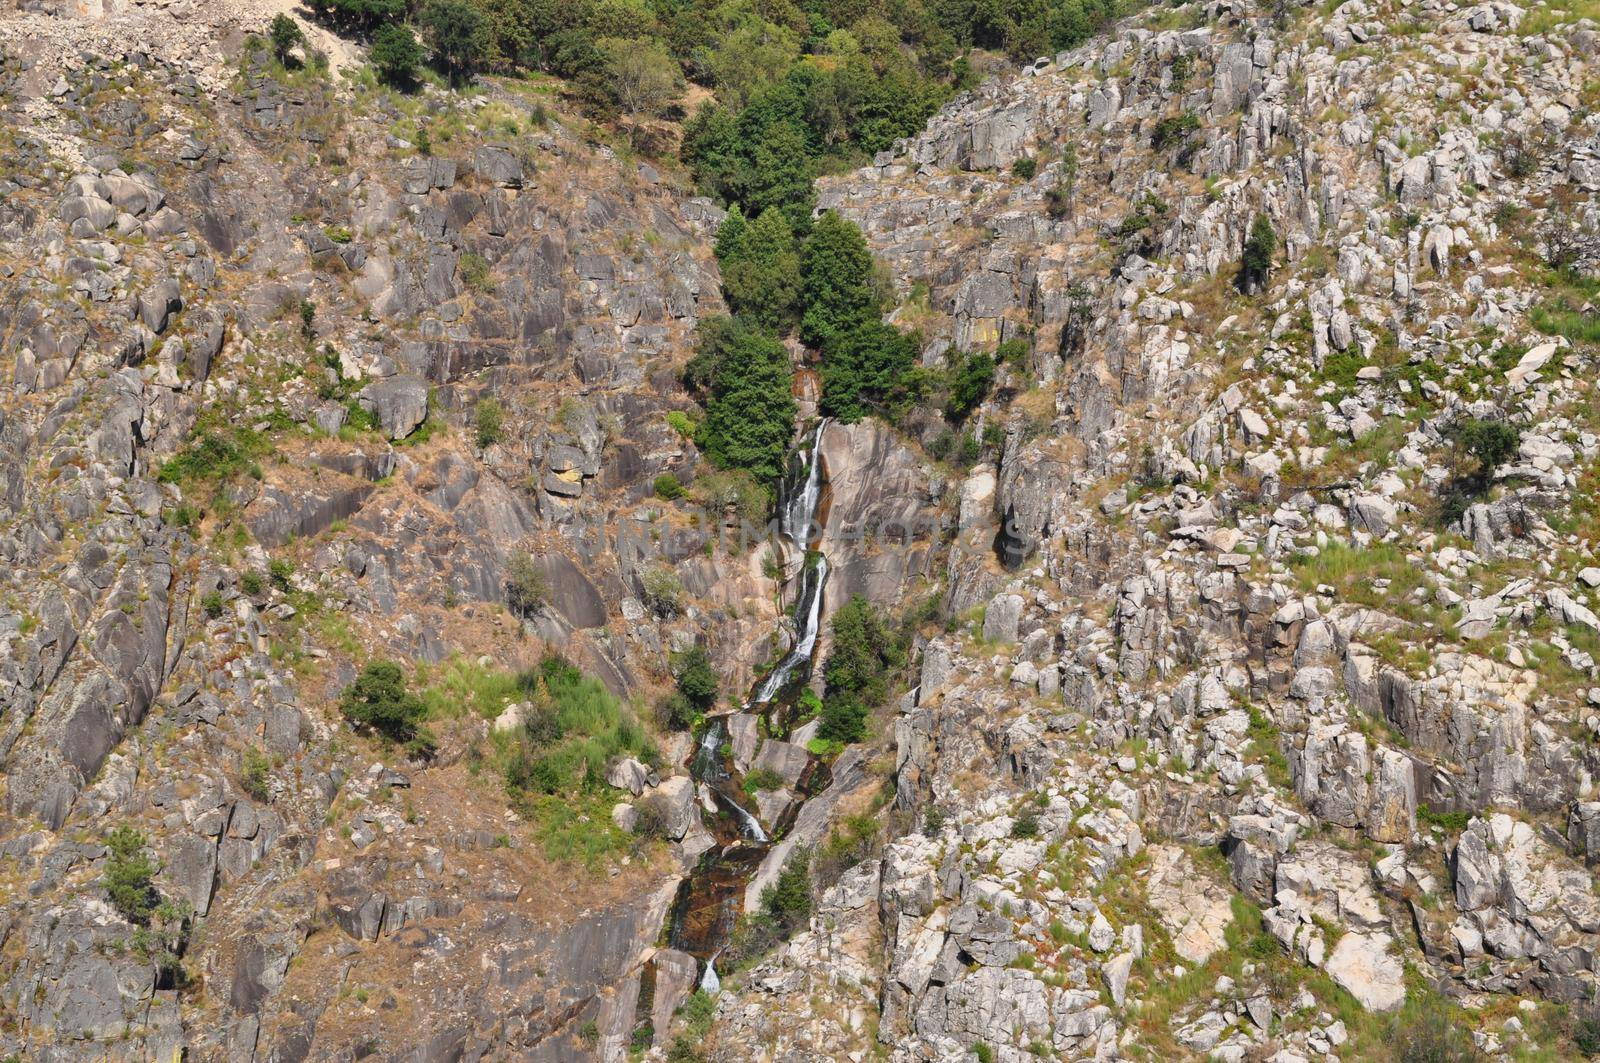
left=658, top=418, right=833, bottom=998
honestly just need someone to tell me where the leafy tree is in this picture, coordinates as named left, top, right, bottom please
left=817, top=596, right=904, bottom=742
left=672, top=646, right=719, bottom=712
left=269, top=14, right=305, bottom=66
left=640, top=564, right=684, bottom=618
left=745, top=120, right=817, bottom=229
left=945, top=350, right=996, bottom=421
left=421, top=0, right=489, bottom=83
left=240, top=748, right=272, bottom=802
left=104, top=827, right=157, bottom=923
left=1438, top=414, right=1521, bottom=525
left=504, top=550, right=548, bottom=617
left=817, top=689, right=868, bottom=743
left=474, top=397, right=504, bottom=447
left=819, top=319, right=920, bottom=423
left=694, top=319, right=797, bottom=485
left=716, top=206, right=801, bottom=334
left=371, top=22, right=424, bottom=89
left=759, top=846, right=811, bottom=929
left=339, top=661, right=435, bottom=757
left=653, top=472, right=685, bottom=500
left=307, top=0, right=405, bottom=33
left=600, top=36, right=683, bottom=146
left=1238, top=214, right=1277, bottom=294
left=800, top=211, right=880, bottom=351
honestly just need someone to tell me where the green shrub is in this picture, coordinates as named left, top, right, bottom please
left=1438, top=414, right=1521, bottom=525
left=759, top=846, right=811, bottom=929
left=800, top=211, right=882, bottom=352
left=664, top=410, right=697, bottom=439
left=1011, top=156, right=1036, bottom=179
left=339, top=661, right=435, bottom=757
left=945, top=350, right=996, bottom=422
left=201, top=591, right=225, bottom=619
left=306, top=0, right=404, bottom=33
left=1396, top=999, right=1481, bottom=1062
left=742, top=766, right=784, bottom=794
left=420, top=0, right=489, bottom=83
left=819, top=319, right=920, bottom=423
left=472, top=398, right=504, bottom=448
left=690, top=317, right=797, bottom=487
left=1011, top=806, right=1040, bottom=838
left=817, top=690, right=868, bottom=744
left=1239, top=214, right=1276, bottom=294
left=241, top=748, right=272, bottom=802
left=1151, top=112, right=1200, bottom=151
left=694, top=467, right=771, bottom=524
left=504, top=550, right=547, bottom=617
left=240, top=570, right=265, bottom=596
left=370, top=22, right=423, bottom=89
left=268, top=557, right=295, bottom=592
left=672, top=646, right=719, bottom=713
left=654, top=472, right=685, bottom=500
left=499, top=656, right=653, bottom=804
left=459, top=251, right=493, bottom=292
left=716, top=205, right=801, bottom=333
left=157, top=431, right=266, bottom=486
left=1575, top=1015, right=1600, bottom=1056
left=640, top=565, right=683, bottom=618
left=269, top=13, right=304, bottom=65
left=104, top=826, right=157, bottom=923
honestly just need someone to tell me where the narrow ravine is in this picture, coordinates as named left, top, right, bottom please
left=661, top=417, right=833, bottom=996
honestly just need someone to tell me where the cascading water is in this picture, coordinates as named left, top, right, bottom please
left=659, top=419, right=833, bottom=1001
left=751, top=419, right=830, bottom=706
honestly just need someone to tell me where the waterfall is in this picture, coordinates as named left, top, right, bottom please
left=700, top=954, right=722, bottom=995
left=750, top=420, right=830, bottom=706
left=689, top=717, right=769, bottom=842
left=657, top=419, right=830, bottom=996
left=781, top=418, right=828, bottom=545
left=750, top=553, right=828, bottom=705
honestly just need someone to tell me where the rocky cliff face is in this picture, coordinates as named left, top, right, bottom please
left=704, top=1, right=1600, bottom=1060
left=3, top=0, right=1600, bottom=1060
left=0, top=3, right=875, bottom=1059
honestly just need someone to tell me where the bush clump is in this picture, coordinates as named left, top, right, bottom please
left=370, top=22, right=423, bottom=89
left=1438, top=414, right=1521, bottom=526
left=339, top=661, right=435, bottom=758
left=1238, top=214, right=1277, bottom=294
left=104, top=826, right=158, bottom=923
left=653, top=472, right=685, bottom=500
left=504, top=550, right=548, bottom=618
left=473, top=398, right=504, bottom=448
left=816, top=596, right=905, bottom=744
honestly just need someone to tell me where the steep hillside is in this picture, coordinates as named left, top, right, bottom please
left=1, top=0, right=1599, bottom=1061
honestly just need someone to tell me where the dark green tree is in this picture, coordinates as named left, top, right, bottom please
left=1239, top=214, right=1277, bottom=294
left=420, top=0, right=489, bottom=83
left=819, top=319, right=920, bottom=423
left=759, top=846, right=811, bottom=929
left=672, top=646, right=720, bottom=712
left=945, top=350, right=996, bottom=422
left=269, top=13, right=305, bottom=66
left=800, top=211, right=880, bottom=351
left=104, top=826, right=157, bottom=924
left=716, top=206, right=801, bottom=334
left=370, top=22, right=424, bottom=88
left=817, top=595, right=904, bottom=742
left=307, top=0, right=404, bottom=33
left=695, top=319, right=797, bottom=485
left=339, top=661, right=435, bottom=757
